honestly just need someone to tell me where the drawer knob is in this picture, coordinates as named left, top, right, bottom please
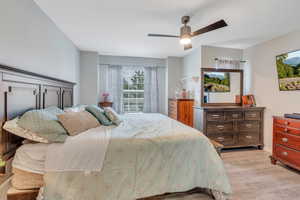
left=282, top=152, right=288, bottom=156
left=232, top=114, right=239, bottom=118
left=217, top=137, right=225, bottom=141
left=245, top=124, right=252, bottom=128
left=284, top=121, right=289, bottom=125
left=216, top=125, right=225, bottom=130
left=245, top=135, right=252, bottom=139
left=282, top=138, right=288, bottom=142
left=284, top=128, right=289, bottom=133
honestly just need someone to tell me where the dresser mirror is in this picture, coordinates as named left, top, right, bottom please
left=201, top=68, right=243, bottom=106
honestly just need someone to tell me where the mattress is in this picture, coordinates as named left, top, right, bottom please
left=13, top=142, right=48, bottom=174
left=12, top=143, right=47, bottom=190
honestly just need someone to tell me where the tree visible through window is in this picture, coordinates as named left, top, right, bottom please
left=123, top=70, right=144, bottom=113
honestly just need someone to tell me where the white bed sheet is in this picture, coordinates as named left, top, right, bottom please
left=13, top=142, right=48, bottom=174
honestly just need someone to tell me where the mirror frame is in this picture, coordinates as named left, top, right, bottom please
left=201, top=68, right=244, bottom=107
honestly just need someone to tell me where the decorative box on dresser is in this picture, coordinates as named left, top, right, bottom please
left=197, top=106, right=265, bottom=149
left=168, top=99, right=194, bottom=127
left=270, top=116, right=300, bottom=170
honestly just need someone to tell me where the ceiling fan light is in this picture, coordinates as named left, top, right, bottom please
left=180, top=37, right=191, bottom=45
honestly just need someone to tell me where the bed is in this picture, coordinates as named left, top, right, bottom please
left=0, top=65, right=231, bottom=200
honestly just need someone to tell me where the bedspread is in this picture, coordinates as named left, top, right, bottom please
left=42, top=113, right=231, bottom=200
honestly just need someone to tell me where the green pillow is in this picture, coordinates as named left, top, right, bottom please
left=17, top=110, right=67, bottom=143
left=85, top=105, right=113, bottom=126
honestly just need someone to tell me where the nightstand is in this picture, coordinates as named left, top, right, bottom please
left=98, top=102, right=113, bottom=108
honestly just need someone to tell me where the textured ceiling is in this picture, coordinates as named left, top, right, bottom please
left=34, top=0, right=300, bottom=58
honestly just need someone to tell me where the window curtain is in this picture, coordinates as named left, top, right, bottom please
left=107, top=65, right=123, bottom=113
left=99, top=64, right=109, bottom=102
left=143, top=67, right=159, bottom=113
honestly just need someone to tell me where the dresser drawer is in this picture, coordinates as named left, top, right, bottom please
left=245, top=111, right=261, bottom=120
left=168, top=100, right=177, bottom=108
left=168, top=112, right=177, bottom=120
left=207, top=122, right=233, bottom=134
left=207, top=112, right=224, bottom=121
left=274, top=125, right=300, bottom=136
left=209, top=133, right=235, bottom=146
left=274, top=118, right=300, bottom=129
left=275, top=144, right=300, bottom=167
left=225, top=111, right=243, bottom=121
left=239, top=132, right=260, bottom=145
left=239, top=121, right=260, bottom=132
left=276, top=131, right=300, bottom=151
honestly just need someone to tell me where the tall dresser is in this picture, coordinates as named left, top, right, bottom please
left=168, top=99, right=194, bottom=127
left=197, top=106, right=265, bottom=149
left=271, top=116, right=300, bottom=170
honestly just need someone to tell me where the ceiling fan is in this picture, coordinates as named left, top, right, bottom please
left=148, top=16, right=228, bottom=50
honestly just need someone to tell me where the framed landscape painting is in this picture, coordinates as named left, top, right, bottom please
left=276, top=49, right=300, bottom=91
left=204, top=72, right=230, bottom=92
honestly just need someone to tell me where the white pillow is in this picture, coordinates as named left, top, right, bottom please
left=104, top=107, right=123, bottom=125
left=3, top=118, right=49, bottom=143
left=64, top=105, right=87, bottom=113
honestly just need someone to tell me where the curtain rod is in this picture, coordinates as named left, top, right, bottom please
left=99, top=64, right=166, bottom=68
left=214, top=58, right=246, bottom=63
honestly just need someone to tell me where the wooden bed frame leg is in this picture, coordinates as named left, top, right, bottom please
left=270, top=156, right=277, bottom=165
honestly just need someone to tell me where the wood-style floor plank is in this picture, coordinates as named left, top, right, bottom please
left=155, top=149, right=300, bottom=200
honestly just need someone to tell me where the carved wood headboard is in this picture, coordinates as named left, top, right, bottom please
left=0, top=64, right=75, bottom=162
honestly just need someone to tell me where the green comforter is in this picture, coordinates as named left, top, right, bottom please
left=42, top=113, right=231, bottom=200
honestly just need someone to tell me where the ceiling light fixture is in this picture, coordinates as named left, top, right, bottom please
left=180, top=37, right=191, bottom=45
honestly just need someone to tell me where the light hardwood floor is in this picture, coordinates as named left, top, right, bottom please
left=159, top=149, right=300, bottom=200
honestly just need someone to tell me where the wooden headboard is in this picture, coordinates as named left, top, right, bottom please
left=0, top=64, right=75, bottom=163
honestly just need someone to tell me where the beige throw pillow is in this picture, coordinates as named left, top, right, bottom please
left=58, top=111, right=100, bottom=136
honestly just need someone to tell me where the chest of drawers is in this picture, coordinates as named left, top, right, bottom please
left=168, top=99, right=194, bottom=127
left=197, top=106, right=265, bottom=149
left=270, top=116, right=300, bottom=170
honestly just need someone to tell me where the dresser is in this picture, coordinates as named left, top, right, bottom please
left=168, top=99, right=194, bottom=127
left=271, top=116, right=300, bottom=170
left=197, top=106, right=265, bottom=149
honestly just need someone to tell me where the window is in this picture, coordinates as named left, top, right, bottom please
left=123, top=69, right=144, bottom=113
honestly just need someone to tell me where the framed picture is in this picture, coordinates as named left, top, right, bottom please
left=276, top=49, right=300, bottom=91
left=203, top=72, right=230, bottom=93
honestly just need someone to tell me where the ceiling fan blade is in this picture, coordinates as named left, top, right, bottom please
left=148, top=34, right=179, bottom=38
left=184, top=43, right=192, bottom=50
left=191, top=20, right=228, bottom=37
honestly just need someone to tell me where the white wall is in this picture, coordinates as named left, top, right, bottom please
left=0, top=0, right=80, bottom=104
left=80, top=51, right=99, bottom=105
left=243, top=30, right=300, bottom=153
left=183, top=48, right=202, bottom=106
left=167, top=57, right=183, bottom=99
left=99, top=55, right=166, bottom=66
left=201, top=46, right=243, bottom=68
